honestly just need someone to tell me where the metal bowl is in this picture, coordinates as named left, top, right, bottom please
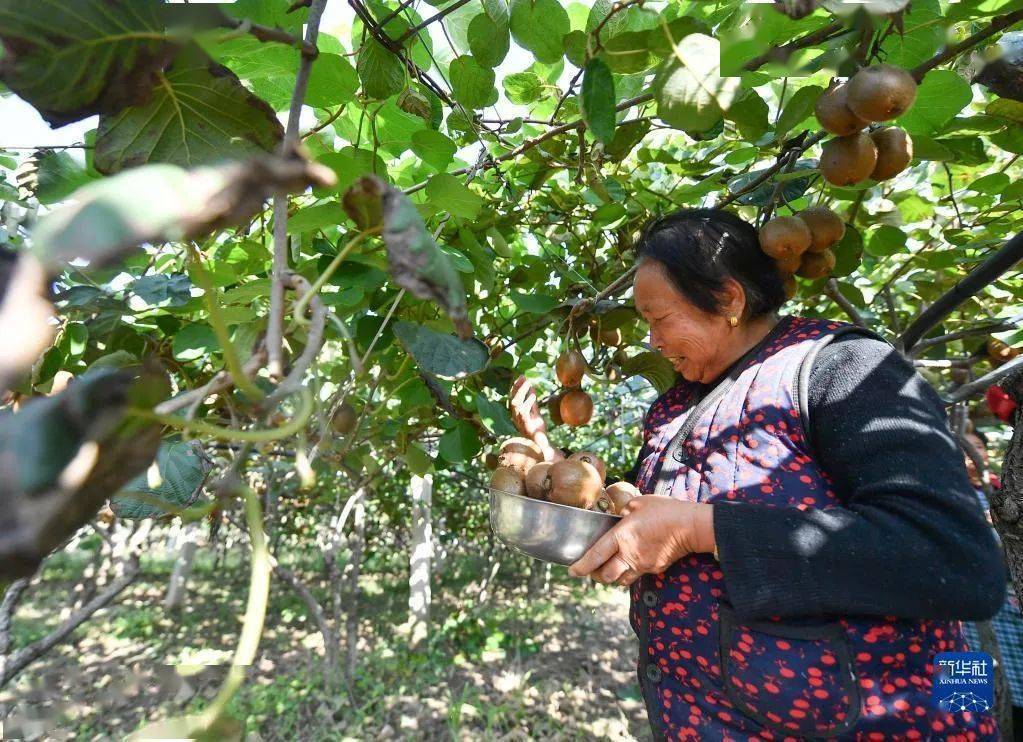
left=489, top=487, right=622, bottom=565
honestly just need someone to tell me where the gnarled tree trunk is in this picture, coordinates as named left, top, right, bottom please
left=992, top=368, right=1023, bottom=601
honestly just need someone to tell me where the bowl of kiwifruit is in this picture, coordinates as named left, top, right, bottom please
left=488, top=437, right=641, bottom=565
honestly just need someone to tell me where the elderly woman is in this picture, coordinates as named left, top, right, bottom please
left=509, top=208, right=1006, bottom=740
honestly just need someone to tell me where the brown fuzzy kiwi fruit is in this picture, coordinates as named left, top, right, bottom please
left=560, top=389, right=594, bottom=426
left=548, top=392, right=565, bottom=426
left=556, top=349, right=587, bottom=387
left=490, top=466, right=526, bottom=497
left=782, top=274, right=798, bottom=300
left=595, top=481, right=640, bottom=514
left=545, top=459, right=603, bottom=509
left=759, top=216, right=812, bottom=260
left=484, top=452, right=500, bottom=471
left=569, top=451, right=606, bottom=480
left=600, top=328, right=623, bottom=346
left=798, top=207, right=845, bottom=253
left=613, top=348, right=630, bottom=366
left=820, top=133, right=878, bottom=186
left=846, top=64, right=918, bottom=122
left=796, top=249, right=836, bottom=279
left=988, top=338, right=1020, bottom=365
left=814, top=81, right=868, bottom=136
left=497, top=437, right=544, bottom=475
left=331, top=402, right=357, bottom=434
left=525, top=462, right=553, bottom=499
left=869, top=127, right=913, bottom=181
left=775, top=253, right=802, bottom=275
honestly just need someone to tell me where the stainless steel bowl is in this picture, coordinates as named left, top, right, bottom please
left=489, top=487, right=622, bottom=565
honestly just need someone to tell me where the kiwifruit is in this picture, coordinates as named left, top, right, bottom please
left=759, top=216, right=812, bottom=260
left=556, top=349, right=587, bottom=387
left=548, top=392, right=565, bottom=426
left=497, top=437, right=544, bottom=475
left=569, top=451, right=606, bottom=480
left=490, top=466, right=526, bottom=497
left=613, top=348, right=630, bottom=366
left=525, top=462, right=553, bottom=499
left=484, top=452, right=501, bottom=470
left=869, top=127, right=913, bottom=181
left=331, top=402, right=358, bottom=434
left=560, top=389, right=594, bottom=426
left=820, top=133, right=878, bottom=186
left=987, top=338, right=1020, bottom=366
left=814, top=81, right=868, bottom=136
left=950, top=367, right=970, bottom=385
left=599, top=328, right=623, bottom=346
left=846, top=64, right=918, bottom=122
left=775, top=253, right=802, bottom=275
left=796, top=249, right=836, bottom=279
left=595, top=481, right=640, bottom=514
left=782, top=274, right=798, bottom=300
left=545, top=459, right=603, bottom=509
left=798, top=207, right=845, bottom=253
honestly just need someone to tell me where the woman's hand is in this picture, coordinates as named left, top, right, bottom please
left=568, top=497, right=716, bottom=586
left=509, top=376, right=565, bottom=462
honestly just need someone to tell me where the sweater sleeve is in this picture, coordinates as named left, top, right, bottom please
left=714, top=333, right=1007, bottom=622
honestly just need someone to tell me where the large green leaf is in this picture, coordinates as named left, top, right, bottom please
left=0, top=0, right=176, bottom=126
left=581, top=58, right=616, bottom=144
left=411, top=130, right=457, bottom=171
left=620, top=351, right=676, bottom=394
left=357, top=39, right=404, bottom=100
left=426, top=173, right=483, bottom=219
left=94, top=45, right=283, bottom=174
left=897, top=70, right=973, bottom=135
left=28, top=150, right=100, bottom=205
left=468, top=12, right=510, bottom=69
left=653, top=34, right=740, bottom=132
left=475, top=392, right=518, bottom=437
left=503, top=72, right=545, bottom=104
left=131, top=273, right=193, bottom=308
left=438, top=420, right=481, bottom=464
left=450, top=55, right=498, bottom=109
left=879, top=0, right=945, bottom=69
left=110, top=439, right=211, bottom=519
left=775, top=85, right=823, bottom=140
left=392, top=320, right=488, bottom=379
left=510, top=0, right=570, bottom=65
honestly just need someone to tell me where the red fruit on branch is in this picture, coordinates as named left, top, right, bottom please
left=985, top=384, right=1017, bottom=423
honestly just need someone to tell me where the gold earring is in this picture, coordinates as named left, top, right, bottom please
left=728, top=316, right=739, bottom=327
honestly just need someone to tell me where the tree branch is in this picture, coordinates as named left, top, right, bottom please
left=218, top=15, right=318, bottom=57
left=743, top=20, right=847, bottom=72
left=268, top=0, right=330, bottom=380
left=911, top=9, right=1023, bottom=81
left=395, top=0, right=473, bottom=45
left=825, top=278, right=867, bottom=328
left=911, top=315, right=1023, bottom=354
left=946, top=354, right=1023, bottom=404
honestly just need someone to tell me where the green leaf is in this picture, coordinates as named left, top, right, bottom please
left=468, top=12, right=510, bottom=68
left=392, top=320, right=488, bottom=379
left=32, top=150, right=99, bottom=205
left=110, top=440, right=211, bottom=519
left=306, top=54, right=360, bottom=108
left=879, top=0, right=945, bottom=69
left=172, top=324, right=218, bottom=362
left=438, top=420, right=481, bottom=464
left=510, top=0, right=570, bottom=64
left=405, top=441, right=433, bottom=476
left=775, top=85, right=823, bottom=140
left=510, top=291, right=559, bottom=314
left=426, top=173, right=483, bottom=219
left=563, top=30, right=588, bottom=68
left=653, top=34, right=740, bottom=132
left=896, top=70, right=972, bottom=135
left=0, top=0, right=175, bottom=126
left=581, top=58, right=616, bottom=144
left=317, top=147, right=388, bottom=194
left=620, top=351, right=676, bottom=393
left=866, top=225, right=906, bottom=257
left=969, top=172, right=1010, bottom=195
left=449, top=55, right=498, bottom=109
left=987, top=98, right=1023, bottom=125
left=131, top=273, right=193, bottom=308
left=410, top=130, right=456, bottom=172
left=94, top=45, right=283, bottom=174
left=503, top=72, right=545, bottom=104
left=65, top=323, right=89, bottom=357
left=287, top=202, right=348, bottom=233
left=831, top=225, right=863, bottom=277
left=727, top=161, right=815, bottom=206
left=725, top=89, right=769, bottom=141
left=357, top=39, right=404, bottom=100
left=475, top=393, right=518, bottom=437
left=600, top=31, right=652, bottom=74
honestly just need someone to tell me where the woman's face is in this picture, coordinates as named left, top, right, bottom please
left=633, top=260, right=729, bottom=384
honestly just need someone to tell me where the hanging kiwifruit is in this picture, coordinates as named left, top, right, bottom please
left=569, top=451, right=606, bottom=480
left=782, top=274, right=798, bottom=300
left=560, top=389, right=594, bottom=426
left=545, top=459, right=603, bottom=509
left=490, top=466, right=526, bottom=497
left=600, top=328, right=623, bottom=347
left=595, top=481, right=641, bottom=514
left=484, top=452, right=501, bottom=470
left=548, top=392, right=565, bottom=426
left=759, top=216, right=812, bottom=260
left=775, top=253, right=802, bottom=275
left=796, top=249, right=836, bottom=279
left=814, top=81, right=868, bottom=136
left=331, top=402, right=358, bottom=434
left=987, top=338, right=1020, bottom=366
left=556, top=349, right=587, bottom=387
left=798, top=207, right=845, bottom=253
left=846, top=64, right=918, bottom=122
left=497, top=437, right=544, bottom=476
left=869, top=127, right=913, bottom=181
left=613, top=348, right=630, bottom=366
left=525, top=462, right=553, bottom=499
left=820, top=133, right=878, bottom=186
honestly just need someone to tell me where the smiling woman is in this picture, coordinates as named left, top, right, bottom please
left=558, top=207, right=1008, bottom=740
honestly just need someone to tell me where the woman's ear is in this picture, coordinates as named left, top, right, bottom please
left=720, top=278, right=747, bottom=320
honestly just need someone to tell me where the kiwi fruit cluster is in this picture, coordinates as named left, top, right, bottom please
left=488, top=438, right=640, bottom=514
left=814, top=65, right=917, bottom=187
left=760, top=206, right=845, bottom=294
left=551, top=349, right=594, bottom=426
